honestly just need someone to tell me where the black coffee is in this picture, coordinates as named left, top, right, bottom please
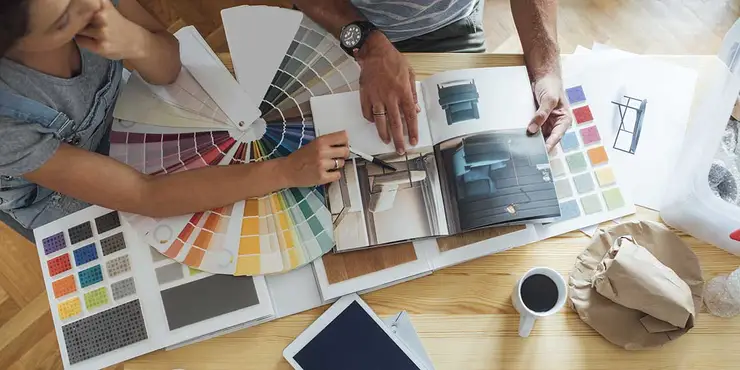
left=520, top=274, right=559, bottom=312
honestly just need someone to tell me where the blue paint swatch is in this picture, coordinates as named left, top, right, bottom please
left=566, top=86, right=587, bottom=105
left=559, top=200, right=581, bottom=221
left=560, top=132, right=580, bottom=152
left=73, top=244, right=98, bottom=266
left=79, top=265, right=103, bottom=288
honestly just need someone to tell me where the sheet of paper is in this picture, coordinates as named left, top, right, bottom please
left=420, top=66, right=535, bottom=145
left=563, top=51, right=698, bottom=210
left=310, top=82, right=434, bottom=155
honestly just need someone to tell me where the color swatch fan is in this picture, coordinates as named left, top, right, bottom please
left=110, top=7, right=360, bottom=276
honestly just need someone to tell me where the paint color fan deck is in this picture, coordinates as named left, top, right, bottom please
left=111, top=6, right=360, bottom=276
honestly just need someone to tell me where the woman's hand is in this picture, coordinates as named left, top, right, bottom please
left=280, top=131, right=350, bottom=188
left=75, top=0, right=150, bottom=61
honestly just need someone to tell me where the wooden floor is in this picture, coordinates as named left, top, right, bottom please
left=1, top=1, right=740, bottom=369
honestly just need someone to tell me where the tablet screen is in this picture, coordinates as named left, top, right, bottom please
left=293, top=301, right=422, bottom=370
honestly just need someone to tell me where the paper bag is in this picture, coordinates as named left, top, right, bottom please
left=568, top=221, right=703, bottom=350
left=591, top=236, right=695, bottom=329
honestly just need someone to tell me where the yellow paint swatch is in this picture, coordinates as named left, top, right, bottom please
left=239, top=235, right=260, bottom=255
left=236, top=255, right=261, bottom=275
left=595, top=167, right=616, bottom=187
left=59, top=297, right=82, bottom=319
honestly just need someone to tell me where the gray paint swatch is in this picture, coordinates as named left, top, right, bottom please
left=62, top=300, right=148, bottom=364
left=156, top=263, right=184, bottom=285
left=111, top=277, right=137, bottom=301
left=68, top=222, right=93, bottom=245
left=160, top=275, right=260, bottom=330
left=95, top=211, right=121, bottom=234
left=106, top=255, right=131, bottom=278
left=100, top=233, right=127, bottom=256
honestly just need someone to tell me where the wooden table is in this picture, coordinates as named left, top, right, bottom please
left=123, top=54, right=740, bottom=370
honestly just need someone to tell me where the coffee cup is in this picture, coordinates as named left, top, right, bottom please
left=511, top=267, right=567, bottom=337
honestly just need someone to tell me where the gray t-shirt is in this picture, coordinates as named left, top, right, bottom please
left=0, top=48, right=110, bottom=177
left=351, top=0, right=476, bottom=42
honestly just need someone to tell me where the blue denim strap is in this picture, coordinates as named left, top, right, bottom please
left=0, top=89, right=75, bottom=135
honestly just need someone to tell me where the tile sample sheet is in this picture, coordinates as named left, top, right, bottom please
left=34, top=206, right=274, bottom=370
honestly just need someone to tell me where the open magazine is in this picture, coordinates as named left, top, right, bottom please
left=311, top=67, right=561, bottom=252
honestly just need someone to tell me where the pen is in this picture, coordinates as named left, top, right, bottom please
left=348, top=147, right=397, bottom=172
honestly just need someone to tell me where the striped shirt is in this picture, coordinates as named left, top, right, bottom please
left=351, top=0, right=477, bottom=42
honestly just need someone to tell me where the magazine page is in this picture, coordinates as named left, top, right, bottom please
left=310, top=82, right=433, bottom=156
left=434, top=130, right=560, bottom=234
left=420, top=66, right=536, bottom=144
left=327, top=149, right=449, bottom=252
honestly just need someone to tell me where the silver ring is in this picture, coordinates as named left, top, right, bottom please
left=333, top=159, right=339, bottom=170
left=373, top=111, right=387, bottom=116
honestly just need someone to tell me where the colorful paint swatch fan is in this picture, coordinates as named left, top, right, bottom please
left=110, top=6, right=360, bottom=276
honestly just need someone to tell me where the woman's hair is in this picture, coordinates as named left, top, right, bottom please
left=0, top=0, right=30, bottom=56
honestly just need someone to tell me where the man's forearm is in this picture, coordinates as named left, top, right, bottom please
left=511, top=0, right=560, bottom=80
left=293, top=0, right=365, bottom=36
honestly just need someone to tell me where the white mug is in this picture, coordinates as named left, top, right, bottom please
left=511, top=267, right=567, bottom=337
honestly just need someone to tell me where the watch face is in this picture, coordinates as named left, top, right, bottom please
left=341, top=24, right=363, bottom=48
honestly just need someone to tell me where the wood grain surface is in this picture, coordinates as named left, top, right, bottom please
left=1, top=1, right=740, bottom=369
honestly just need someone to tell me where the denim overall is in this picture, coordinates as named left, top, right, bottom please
left=0, top=59, right=123, bottom=239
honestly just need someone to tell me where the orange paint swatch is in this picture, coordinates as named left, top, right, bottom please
left=587, top=146, right=608, bottom=166
left=52, top=275, right=77, bottom=298
left=183, top=247, right=205, bottom=266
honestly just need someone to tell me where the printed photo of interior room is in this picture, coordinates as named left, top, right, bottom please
left=436, top=130, right=561, bottom=232
left=327, top=151, right=446, bottom=252
left=437, top=79, right=480, bottom=125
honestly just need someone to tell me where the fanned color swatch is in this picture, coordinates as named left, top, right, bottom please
left=110, top=7, right=359, bottom=276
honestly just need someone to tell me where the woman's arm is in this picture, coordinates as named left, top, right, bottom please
left=23, top=132, right=349, bottom=218
left=76, top=0, right=181, bottom=85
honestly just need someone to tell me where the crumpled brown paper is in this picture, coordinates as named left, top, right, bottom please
left=569, top=221, right=704, bottom=350
left=591, top=235, right=695, bottom=329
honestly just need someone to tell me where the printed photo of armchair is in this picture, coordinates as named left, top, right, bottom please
left=437, top=79, right=480, bottom=125
left=452, top=135, right=511, bottom=200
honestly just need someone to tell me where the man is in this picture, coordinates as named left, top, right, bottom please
left=293, top=0, right=571, bottom=154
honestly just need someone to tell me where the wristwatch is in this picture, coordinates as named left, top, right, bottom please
left=339, top=21, right=378, bottom=56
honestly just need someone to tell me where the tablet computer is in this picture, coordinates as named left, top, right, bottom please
left=283, top=294, right=431, bottom=370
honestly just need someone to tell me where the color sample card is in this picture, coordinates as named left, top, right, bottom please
left=62, top=300, right=148, bottom=365
left=43, top=232, right=67, bottom=255
left=541, top=84, right=634, bottom=237
left=159, top=274, right=260, bottom=330
left=34, top=206, right=145, bottom=369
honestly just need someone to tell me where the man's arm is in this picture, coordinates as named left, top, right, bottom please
left=293, top=0, right=419, bottom=155
left=292, top=0, right=365, bottom=36
left=511, top=0, right=571, bottom=151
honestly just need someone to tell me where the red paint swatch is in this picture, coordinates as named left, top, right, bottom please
left=573, top=106, right=594, bottom=125
left=48, top=253, right=72, bottom=277
left=731, top=229, right=740, bottom=242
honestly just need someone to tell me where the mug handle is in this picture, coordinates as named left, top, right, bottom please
left=519, top=313, right=535, bottom=337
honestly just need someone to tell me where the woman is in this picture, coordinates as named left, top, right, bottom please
left=0, top=0, right=348, bottom=240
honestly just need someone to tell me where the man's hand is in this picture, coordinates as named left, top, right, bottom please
left=357, top=32, right=419, bottom=155
left=527, top=73, right=572, bottom=152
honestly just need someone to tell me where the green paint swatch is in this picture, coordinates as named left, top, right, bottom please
left=602, top=188, right=625, bottom=210
left=84, top=287, right=109, bottom=310
left=580, top=194, right=603, bottom=215
left=566, top=152, right=588, bottom=173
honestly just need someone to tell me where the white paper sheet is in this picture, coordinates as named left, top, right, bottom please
left=563, top=50, right=698, bottom=210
